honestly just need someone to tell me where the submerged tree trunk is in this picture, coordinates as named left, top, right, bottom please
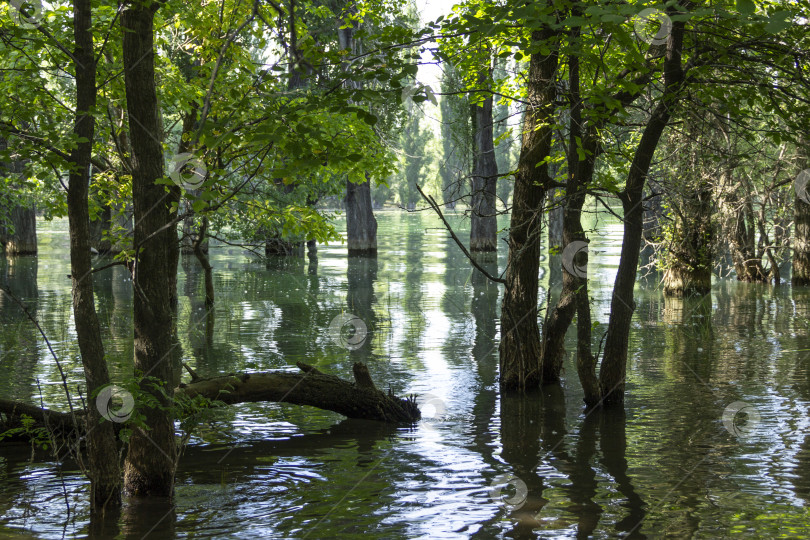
left=346, top=175, right=378, bottom=255
left=0, top=136, right=37, bottom=256
left=66, top=0, right=121, bottom=510
left=1, top=204, right=37, bottom=255
left=470, top=93, right=498, bottom=253
left=663, top=186, right=713, bottom=296
left=339, top=13, right=377, bottom=256
left=600, top=16, right=686, bottom=407
left=499, top=27, right=560, bottom=391
left=121, top=3, right=177, bottom=497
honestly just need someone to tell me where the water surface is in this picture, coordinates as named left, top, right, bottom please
left=0, top=210, right=808, bottom=538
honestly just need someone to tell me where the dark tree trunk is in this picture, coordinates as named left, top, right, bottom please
left=193, top=217, right=214, bottom=308
left=121, top=4, right=178, bottom=497
left=346, top=176, right=378, bottom=255
left=499, top=27, right=560, bottom=391
left=1, top=204, right=37, bottom=255
left=600, top=16, right=686, bottom=407
left=470, top=94, right=498, bottom=253
left=66, top=0, right=121, bottom=510
left=548, top=188, right=563, bottom=250
left=339, top=13, right=377, bottom=256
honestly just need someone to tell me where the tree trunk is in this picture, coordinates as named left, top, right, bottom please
left=470, top=94, right=498, bottom=253
left=0, top=362, right=421, bottom=432
left=339, top=12, right=377, bottom=257
left=346, top=175, right=378, bottom=255
left=548, top=189, right=563, bottom=251
left=1, top=204, right=37, bottom=255
left=795, top=193, right=810, bottom=286
left=663, top=186, right=713, bottom=296
left=121, top=4, right=177, bottom=497
left=599, top=16, right=686, bottom=407
left=66, top=0, right=121, bottom=510
left=499, top=27, right=560, bottom=392
left=793, top=146, right=810, bottom=285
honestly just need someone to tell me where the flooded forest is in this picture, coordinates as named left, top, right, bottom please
left=0, top=0, right=809, bottom=537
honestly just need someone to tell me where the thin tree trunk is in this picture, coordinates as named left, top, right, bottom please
left=470, top=92, right=498, bottom=253
left=600, top=15, right=686, bottom=406
left=121, top=3, right=177, bottom=497
left=67, top=0, right=121, bottom=510
left=193, top=217, right=214, bottom=308
left=499, top=27, right=560, bottom=391
left=794, top=145, right=810, bottom=285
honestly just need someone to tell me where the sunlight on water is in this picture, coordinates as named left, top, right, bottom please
left=1, top=210, right=809, bottom=538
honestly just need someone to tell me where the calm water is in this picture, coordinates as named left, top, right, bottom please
left=0, top=210, right=808, bottom=539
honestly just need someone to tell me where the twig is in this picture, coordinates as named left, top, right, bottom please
left=416, top=184, right=505, bottom=284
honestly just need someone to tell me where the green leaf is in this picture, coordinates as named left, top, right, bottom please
left=736, top=0, right=755, bottom=16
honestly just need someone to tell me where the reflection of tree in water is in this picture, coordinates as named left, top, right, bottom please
left=347, top=255, right=377, bottom=360
left=0, top=256, right=39, bottom=400
left=403, top=227, right=425, bottom=349
left=477, top=385, right=648, bottom=539
left=791, top=288, right=810, bottom=504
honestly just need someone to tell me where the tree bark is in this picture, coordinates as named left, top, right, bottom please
left=339, top=10, right=377, bottom=256
left=346, top=175, right=378, bottom=255
left=794, top=144, right=810, bottom=285
left=0, top=362, right=421, bottom=431
left=121, top=3, right=178, bottom=497
left=599, top=15, right=686, bottom=407
left=795, top=194, right=810, bottom=285
left=499, top=27, right=560, bottom=391
left=1, top=204, right=37, bottom=255
left=66, top=0, right=121, bottom=510
left=663, top=186, right=713, bottom=296
left=470, top=94, right=498, bottom=253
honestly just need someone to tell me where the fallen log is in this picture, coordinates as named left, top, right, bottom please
left=180, top=362, right=420, bottom=423
left=0, top=362, right=420, bottom=436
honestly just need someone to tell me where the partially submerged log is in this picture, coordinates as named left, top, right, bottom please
left=0, top=362, right=420, bottom=436
left=180, top=362, right=419, bottom=423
